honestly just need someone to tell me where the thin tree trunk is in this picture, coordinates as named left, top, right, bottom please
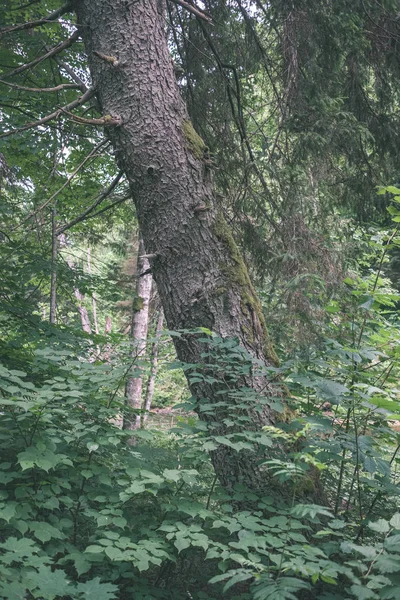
left=65, top=254, right=92, bottom=335
left=49, top=206, right=58, bottom=324
left=142, top=308, right=164, bottom=427
left=87, top=247, right=99, bottom=334
left=76, top=0, right=287, bottom=491
left=123, top=238, right=153, bottom=431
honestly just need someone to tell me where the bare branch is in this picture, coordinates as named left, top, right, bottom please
left=56, top=171, right=126, bottom=234
left=0, top=79, right=81, bottom=93
left=168, top=0, right=212, bottom=23
left=0, top=2, right=72, bottom=36
left=82, top=193, right=131, bottom=222
left=20, top=139, right=109, bottom=224
left=53, top=57, right=88, bottom=93
left=0, top=86, right=95, bottom=139
left=3, top=30, right=79, bottom=79
left=59, top=107, right=122, bottom=126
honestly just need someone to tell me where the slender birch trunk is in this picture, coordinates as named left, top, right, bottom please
left=123, top=238, right=153, bottom=431
left=141, top=308, right=164, bottom=427
left=65, top=253, right=92, bottom=335
left=49, top=206, right=58, bottom=324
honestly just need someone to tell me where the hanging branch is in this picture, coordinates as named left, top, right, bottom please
left=197, top=19, right=281, bottom=219
left=2, top=30, right=79, bottom=80
left=168, top=0, right=212, bottom=23
left=56, top=171, right=125, bottom=235
left=0, top=80, right=81, bottom=93
left=0, top=86, right=95, bottom=139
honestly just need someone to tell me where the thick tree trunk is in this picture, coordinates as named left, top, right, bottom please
left=142, top=308, right=164, bottom=427
left=76, top=0, right=284, bottom=490
left=124, top=238, right=153, bottom=431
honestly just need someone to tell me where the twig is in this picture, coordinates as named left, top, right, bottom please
left=168, top=0, right=212, bottom=23
left=0, top=79, right=81, bottom=93
left=0, top=2, right=72, bottom=35
left=0, top=86, right=95, bottom=139
left=56, top=171, right=125, bottom=235
left=2, top=30, right=79, bottom=79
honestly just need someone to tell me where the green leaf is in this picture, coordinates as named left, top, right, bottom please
left=368, top=519, right=390, bottom=534
left=349, top=585, right=378, bottom=599
left=390, top=514, right=400, bottom=529
left=0, top=502, right=17, bottom=522
left=76, top=577, right=118, bottom=600
left=25, top=565, right=71, bottom=600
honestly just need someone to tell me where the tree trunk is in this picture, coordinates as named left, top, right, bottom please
left=142, top=308, right=164, bottom=427
left=49, top=206, right=58, bottom=324
left=76, top=0, right=284, bottom=490
left=123, top=238, right=153, bottom=431
left=65, top=254, right=93, bottom=335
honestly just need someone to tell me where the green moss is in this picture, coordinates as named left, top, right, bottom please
left=183, top=120, right=206, bottom=160
left=212, top=211, right=280, bottom=367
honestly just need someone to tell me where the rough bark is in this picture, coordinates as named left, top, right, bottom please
left=142, top=308, right=164, bottom=427
left=76, top=0, right=284, bottom=490
left=124, top=238, right=153, bottom=431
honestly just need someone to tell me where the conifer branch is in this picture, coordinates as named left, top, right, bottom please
left=168, top=0, right=212, bottom=23
left=0, top=2, right=72, bottom=36
left=0, top=80, right=81, bottom=93
left=2, top=30, right=79, bottom=79
left=0, top=86, right=95, bottom=139
left=58, top=108, right=122, bottom=127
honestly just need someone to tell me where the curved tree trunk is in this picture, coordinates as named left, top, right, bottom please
left=76, top=0, right=285, bottom=490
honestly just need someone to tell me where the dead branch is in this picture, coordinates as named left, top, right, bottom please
left=56, top=171, right=125, bottom=234
left=0, top=2, right=72, bottom=36
left=168, top=0, right=212, bottom=23
left=58, top=108, right=122, bottom=126
left=0, top=79, right=81, bottom=93
left=53, top=57, right=88, bottom=93
left=0, top=86, right=95, bottom=139
left=3, top=30, right=79, bottom=79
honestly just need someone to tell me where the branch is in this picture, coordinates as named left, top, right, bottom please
left=59, top=107, right=122, bottom=126
left=56, top=171, right=125, bottom=234
left=168, top=0, right=212, bottom=23
left=0, top=86, right=95, bottom=139
left=17, top=139, right=109, bottom=227
left=0, top=79, right=81, bottom=93
left=80, top=193, right=131, bottom=223
left=0, top=2, right=72, bottom=36
left=2, top=30, right=79, bottom=79
left=53, top=57, right=88, bottom=93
